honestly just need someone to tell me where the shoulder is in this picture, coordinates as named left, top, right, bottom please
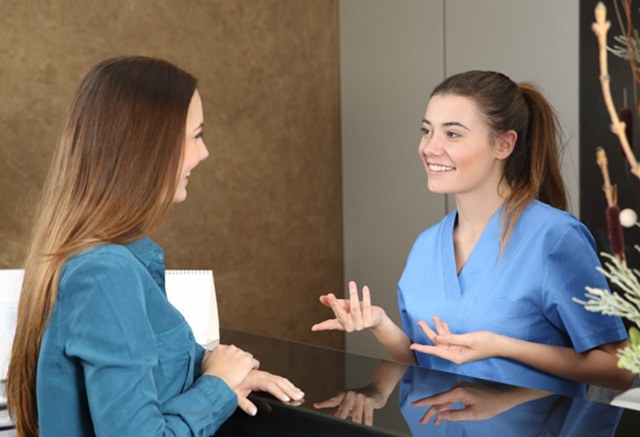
left=515, top=201, right=594, bottom=245
left=60, top=244, right=150, bottom=298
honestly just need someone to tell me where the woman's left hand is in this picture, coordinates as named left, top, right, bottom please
left=234, top=370, right=305, bottom=416
left=409, top=316, right=503, bottom=364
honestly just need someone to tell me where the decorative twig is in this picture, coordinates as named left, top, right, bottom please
left=597, top=147, right=626, bottom=261
left=593, top=2, right=640, bottom=178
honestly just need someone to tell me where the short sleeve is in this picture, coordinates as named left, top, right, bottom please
left=541, top=223, right=627, bottom=353
left=62, top=253, right=236, bottom=436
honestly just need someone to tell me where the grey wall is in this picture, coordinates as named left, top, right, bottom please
left=339, top=0, right=446, bottom=359
left=340, top=0, right=580, bottom=358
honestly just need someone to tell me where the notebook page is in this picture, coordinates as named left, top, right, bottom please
left=165, top=270, right=219, bottom=347
left=0, top=270, right=24, bottom=382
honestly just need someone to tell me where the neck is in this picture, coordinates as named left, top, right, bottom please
left=454, top=181, right=510, bottom=235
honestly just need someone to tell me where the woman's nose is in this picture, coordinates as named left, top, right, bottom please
left=199, top=142, right=209, bottom=161
left=419, top=134, right=442, bottom=158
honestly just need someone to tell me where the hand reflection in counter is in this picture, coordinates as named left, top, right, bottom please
left=313, top=360, right=408, bottom=426
left=313, top=360, right=623, bottom=436
left=411, top=380, right=549, bottom=425
left=400, top=366, right=623, bottom=436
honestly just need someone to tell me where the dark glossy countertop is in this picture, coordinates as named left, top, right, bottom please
left=217, top=328, right=640, bottom=436
left=2, top=328, right=639, bottom=436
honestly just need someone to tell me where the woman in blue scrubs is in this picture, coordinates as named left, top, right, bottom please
left=7, top=57, right=303, bottom=436
left=312, top=70, right=633, bottom=398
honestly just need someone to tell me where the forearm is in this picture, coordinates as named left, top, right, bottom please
left=367, top=361, right=409, bottom=400
left=371, top=316, right=416, bottom=364
left=497, top=336, right=633, bottom=390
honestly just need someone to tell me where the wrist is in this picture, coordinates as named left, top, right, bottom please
left=493, top=333, right=516, bottom=359
left=371, top=310, right=391, bottom=333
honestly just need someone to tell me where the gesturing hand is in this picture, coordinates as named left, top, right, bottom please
left=311, top=281, right=385, bottom=333
left=409, top=316, right=502, bottom=364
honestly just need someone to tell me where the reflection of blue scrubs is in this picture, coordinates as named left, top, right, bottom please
left=398, top=201, right=627, bottom=398
left=399, top=366, right=622, bottom=436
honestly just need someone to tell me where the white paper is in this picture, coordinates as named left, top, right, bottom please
left=0, top=270, right=24, bottom=381
left=611, top=387, right=640, bottom=411
left=165, top=270, right=219, bottom=348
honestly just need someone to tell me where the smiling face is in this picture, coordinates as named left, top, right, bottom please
left=418, top=94, right=514, bottom=200
left=174, top=90, right=209, bottom=203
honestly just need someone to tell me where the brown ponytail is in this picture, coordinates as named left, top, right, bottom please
left=431, top=71, right=568, bottom=250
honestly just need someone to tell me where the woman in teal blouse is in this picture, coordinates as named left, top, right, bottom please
left=7, top=56, right=303, bottom=436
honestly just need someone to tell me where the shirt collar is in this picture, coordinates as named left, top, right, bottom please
left=125, top=236, right=166, bottom=289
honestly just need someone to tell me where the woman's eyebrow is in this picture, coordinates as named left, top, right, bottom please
left=422, top=118, right=470, bottom=131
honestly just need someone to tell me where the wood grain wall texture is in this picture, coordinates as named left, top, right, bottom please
left=0, top=0, right=344, bottom=352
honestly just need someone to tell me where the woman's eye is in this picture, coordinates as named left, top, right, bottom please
left=420, top=127, right=431, bottom=135
left=195, top=132, right=204, bottom=140
left=446, top=131, right=460, bottom=139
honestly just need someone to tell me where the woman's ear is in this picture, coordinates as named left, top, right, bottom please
left=495, top=130, right=517, bottom=160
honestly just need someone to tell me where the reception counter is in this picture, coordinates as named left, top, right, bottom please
left=217, top=328, right=640, bottom=436
left=2, top=328, right=640, bottom=436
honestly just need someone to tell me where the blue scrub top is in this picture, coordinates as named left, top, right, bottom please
left=398, top=201, right=627, bottom=398
left=37, top=237, right=236, bottom=436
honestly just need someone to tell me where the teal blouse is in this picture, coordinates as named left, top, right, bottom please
left=36, top=237, right=236, bottom=436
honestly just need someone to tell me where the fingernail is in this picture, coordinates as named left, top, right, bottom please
left=293, top=390, right=305, bottom=400
left=282, top=395, right=291, bottom=402
left=248, top=406, right=257, bottom=416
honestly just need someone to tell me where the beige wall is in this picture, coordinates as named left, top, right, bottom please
left=0, top=0, right=343, bottom=351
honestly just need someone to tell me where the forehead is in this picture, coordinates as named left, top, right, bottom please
left=186, top=90, right=203, bottom=127
left=424, top=94, right=485, bottom=126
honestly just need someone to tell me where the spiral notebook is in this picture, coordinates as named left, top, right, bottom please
left=0, top=270, right=23, bottom=384
left=165, top=270, right=219, bottom=349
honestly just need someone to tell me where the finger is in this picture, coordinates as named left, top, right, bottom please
left=351, top=394, right=364, bottom=424
left=437, top=407, right=475, bottom=422
left=264, top=378, right=305, bottom=402
left=313, top=392, right=346, bottom=409
left=411, top=391, right=456, bottom=407
left=349, top=282, right=363, bottom=330
left=442, top=321, right=451, bottom=335
left=420, top=405, right=439, bottom=425
left=312, top=318, right=346, bottom=332
left=433, top=315, right=449, bottom=336
left=274, top=377, right=305, bottom=401
left=328, top=293, right=354, bottom=332
left=436, top=333, right=472, bottom=347
left=417, top=320, right=438, bottom=343
left=421, top=403, right=453, bottom=425
left=364, top=402, right=375, bottom=426
left=335, top=392, right=355, bottom=419
left=410, top=343, right=459, bottom=363
left=251, top=357, right=260, bottom=370
left=237, top=394, right=258, bottom=416
left=362, top=285, right=372, bottom=325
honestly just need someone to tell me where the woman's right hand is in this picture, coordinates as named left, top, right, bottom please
left=201, top=344, right=259, bottom=390
left=311, top=281, right=386, bottom=333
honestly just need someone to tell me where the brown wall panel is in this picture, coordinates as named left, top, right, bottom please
left=0, top=0, right=344, bottom=351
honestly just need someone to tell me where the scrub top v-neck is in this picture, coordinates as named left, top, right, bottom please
left=397, top=201, right=627, bottom=398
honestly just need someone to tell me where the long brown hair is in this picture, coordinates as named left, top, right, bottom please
left=7, top=56, right=197, bottom=436
left=431, top=70, right=567, bottom=249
